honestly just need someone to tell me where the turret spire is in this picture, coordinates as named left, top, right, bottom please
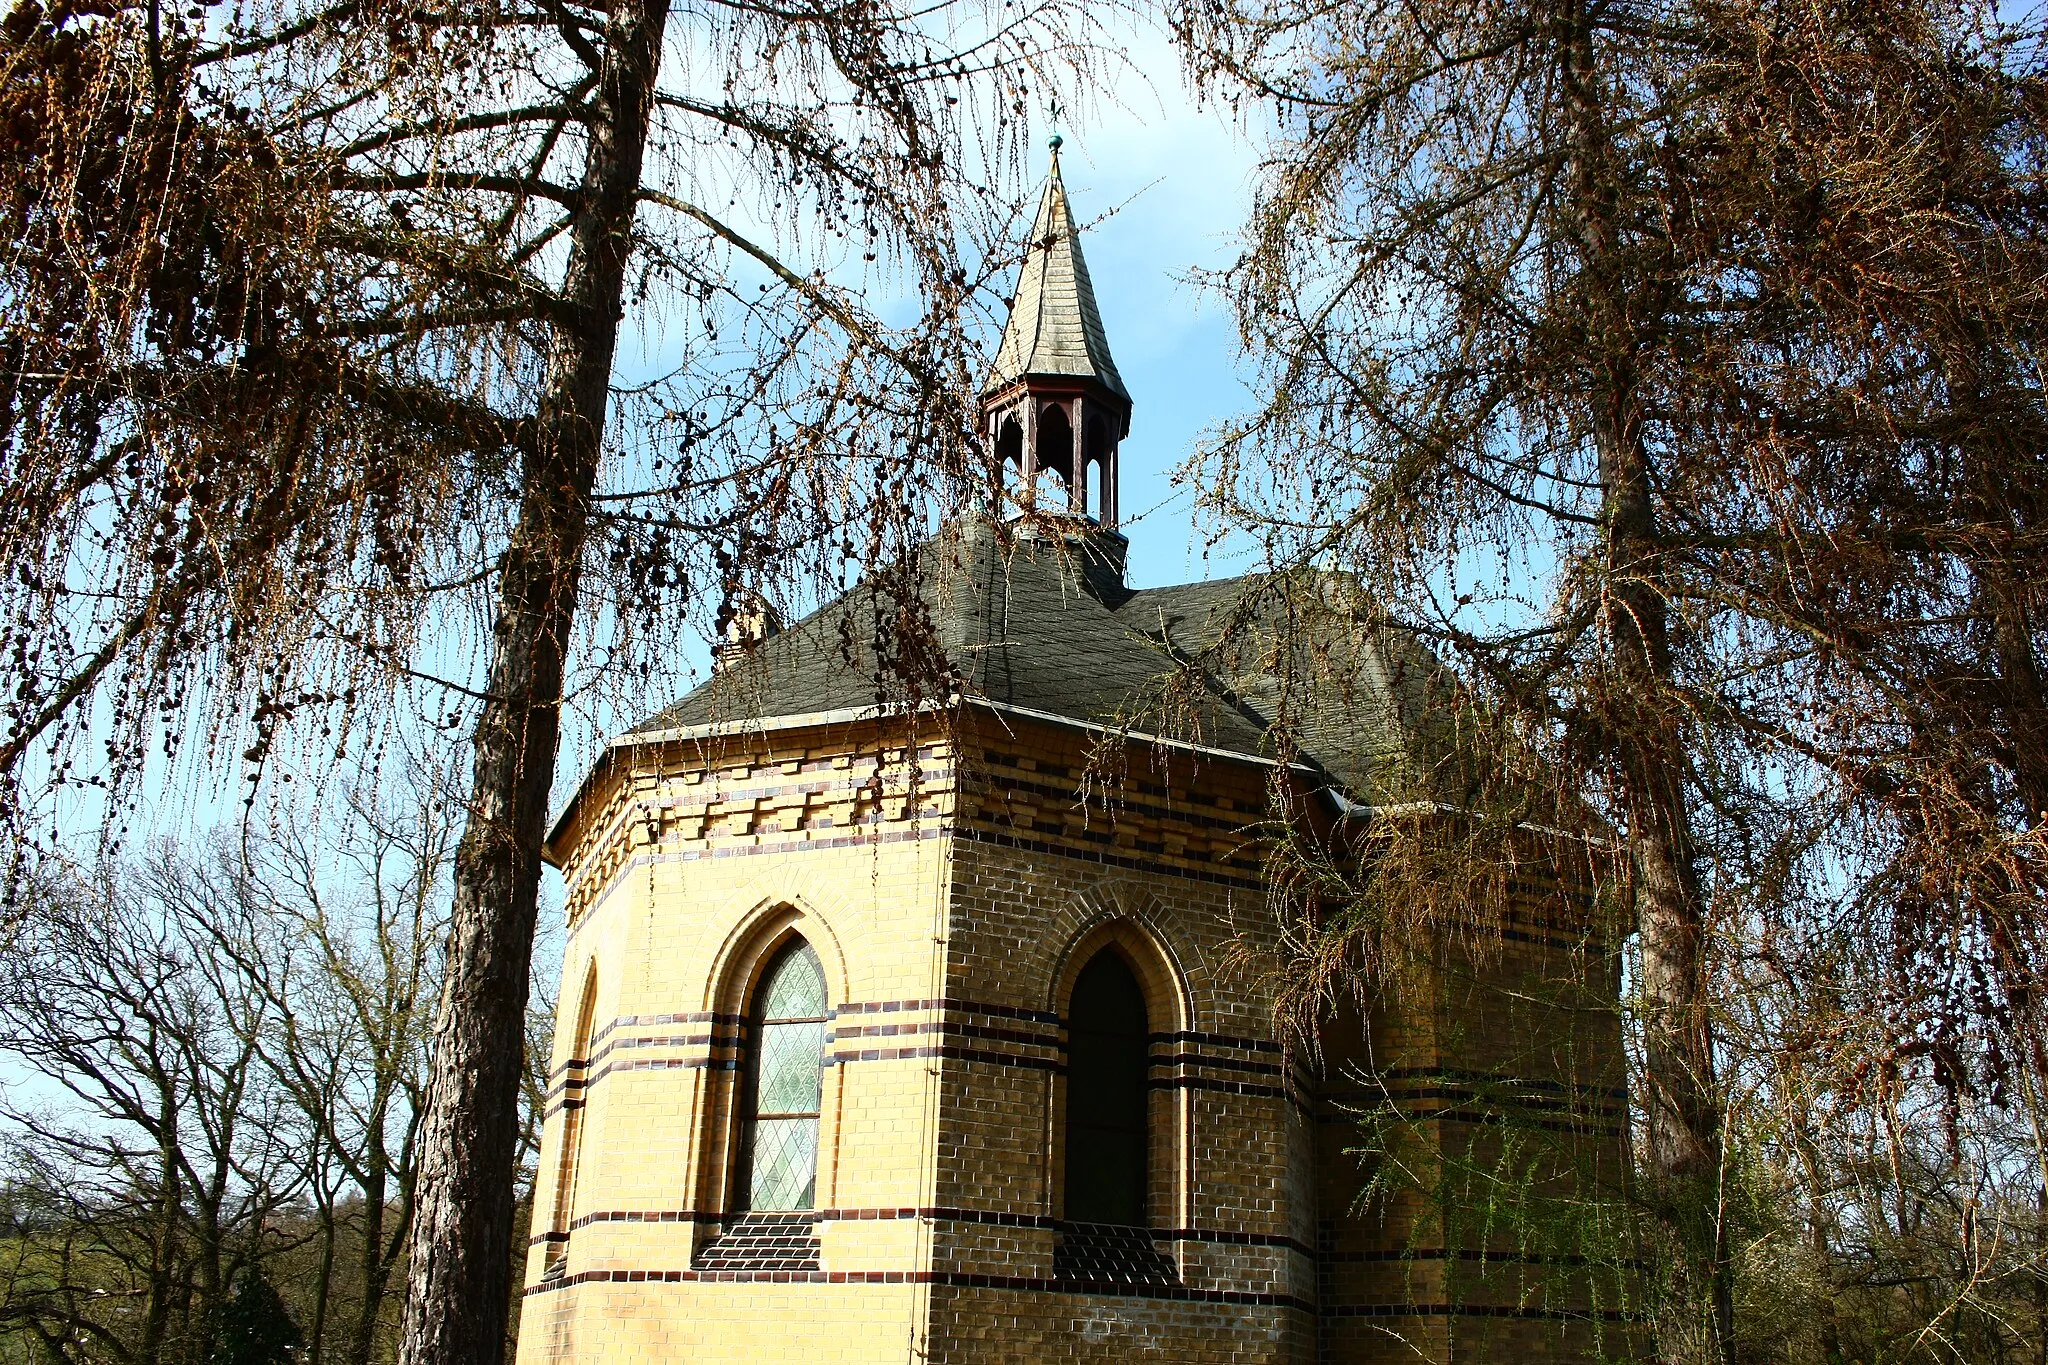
left=982, top=140, right=1131, bottom=526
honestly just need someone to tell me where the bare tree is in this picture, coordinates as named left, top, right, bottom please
left=1, top=1, right=1107, bottom=1358
left=240, top=789, right=453, bottom=1365
left=0, top=787, right=500, bottom=1365
left=1164, top=0, right=2047, bottom=1359
left=0, top=856, right=306, bottom=1364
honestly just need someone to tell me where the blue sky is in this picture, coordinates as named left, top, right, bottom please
left=555, top=19, right=1272, bottom=804
left=1031, top=29, right=1266, bottom=590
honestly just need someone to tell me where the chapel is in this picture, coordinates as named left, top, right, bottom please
left=516, top=149, right=1631, bottom=1365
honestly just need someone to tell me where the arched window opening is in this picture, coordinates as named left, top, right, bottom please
left=1063, top=949, right=1150, bottom=1226
left=995, top=415, right=1022, bottom=471
left=1084, top=414, right=1111, bottom=470
left=1084, top=416, right=1115, bottom=525
left=1035, top=401, right=1074, bottom=485
left=547, top=964, right=600, bottom=1267
left=739, top=939, right=827, bottom=1211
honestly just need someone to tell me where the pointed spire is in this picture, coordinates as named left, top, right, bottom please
left=984, top=141, right=1130, bottom=412
left=982, top=139, right=1131, bottom=528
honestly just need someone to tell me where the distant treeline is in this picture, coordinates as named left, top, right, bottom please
left=0, top=815, right=549, bottom=1365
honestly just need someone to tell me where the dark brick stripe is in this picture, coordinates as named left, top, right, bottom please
left=1155, top=1028, right=1283, bottom=1055
left=644, top=761, right=956, bottom=816
left=564, top=760, right=957, bottom=879
left=549, top=1045, right=1292, bottom=1112
left=529, top=1262, right=1626, bottom=1322
left=545, top=1206, right=1309, bottom=1253
left=827, top=1043, right=1059, bottom=1071
left=531, top=1212, right=1641, bottom=1277
left=569, top=824, right=948, bottom=930
left=1157, top=1074, right=1289, bottom=1100
left=554, top=1003, right=1282, bottom=1085
left=834, top=1019, right=1057, bottom=1050
left=1156, top=1050, right=1284, bottom=1078
left=816, top=1209, right=1313, bottom=1259
left=612, top=1009, right=737, bottom=1028
left=837, top=998, right=1063, bottom=1025
left=972, top=769, right=1254, bottom=838
left=550, top=1052, right=1308, bottom=1117
left=527, top=1267, right=1312, bottom=1310
left=536, top=1217, right=1643, bottom=1278
left=955, top=824, right=1267, bottom=892
left=525, top=1265, right=1634, bottom=1323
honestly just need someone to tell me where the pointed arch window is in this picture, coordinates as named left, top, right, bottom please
left=739, top=939, right=827, bottom=1211
left=546, top=964, right=599, bottom=1269
left=1063, top=949, right=1150, bottom=1226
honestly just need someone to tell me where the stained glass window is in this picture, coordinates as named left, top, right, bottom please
left=740, top=939, right=826, bottom=1211
left=1063, top=949, right=1150, bottom=1226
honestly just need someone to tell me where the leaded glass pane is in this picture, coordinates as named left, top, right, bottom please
left=747, top=1117, right=818, bottom=1210
left=740, top=937, right=826, bottom=1214
left=756, top=1020, right=824, bottom=1115
left=760, top=943, right=825, bottom=1020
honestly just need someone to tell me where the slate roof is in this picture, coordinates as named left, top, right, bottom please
left=601, top=158, right=1458, bottom=810
left=622, top=519, right=1453, bottom=802
left=982, top=153, right=1130, bottom=405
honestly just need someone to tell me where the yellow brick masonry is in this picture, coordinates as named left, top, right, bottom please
left=515, top=707, right=1633, bottom=1364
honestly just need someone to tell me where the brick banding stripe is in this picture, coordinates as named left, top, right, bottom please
left=570, top=825, right=947, bottom=929
left=833, top=1019, right=1056, bottom=1049
left=954, top=825, right=1267, bottom=891
left=526, top=1267, right=1313, bottom=1310
left=523, top=1267, right=1632, bottom=1323
left=531, top=1211, right=1644, bottom=1272
left=554, top=998, right=1283, bottom=1084
left=974, top=770, right=1254, bottom=837
left=536, top=1208, right=1318, bottom=1258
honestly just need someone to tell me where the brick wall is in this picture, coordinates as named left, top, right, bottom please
left=515, top=710, right=1634, bottom=1365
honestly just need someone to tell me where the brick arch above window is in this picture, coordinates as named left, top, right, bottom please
left=1046, top=910, right=1191, bottom=1038
left=699, top=895, right=850, bottom=1025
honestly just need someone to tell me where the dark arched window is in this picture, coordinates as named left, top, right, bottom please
left=1036, top=400, right=1074, bottom=483
left=995, top=415, right=1023, bottom=471
left=1063, top=949, right=1150, bottom=1226
left=739, top=939, right=827, bottom=1211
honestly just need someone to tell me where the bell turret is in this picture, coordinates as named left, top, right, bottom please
left=982, top=137, right=1131, bottom=526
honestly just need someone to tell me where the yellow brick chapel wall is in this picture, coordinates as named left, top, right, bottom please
left=514, top=708, right=1634, bottom=1365
left=917, top=715, right=1314, bottom=1365
left=517, top=718, right=958, bottom=1365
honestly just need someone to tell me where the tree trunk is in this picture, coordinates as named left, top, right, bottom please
left=141, top=1113, right=180, bottom=1365
left=396, top=2, right=668, bottom=1362
left=350, top=1100, right=390, bottom=1365
left=1558, top=3, right=1731, bottom=1361
left=309, top=1183, right=335, bottom=1365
